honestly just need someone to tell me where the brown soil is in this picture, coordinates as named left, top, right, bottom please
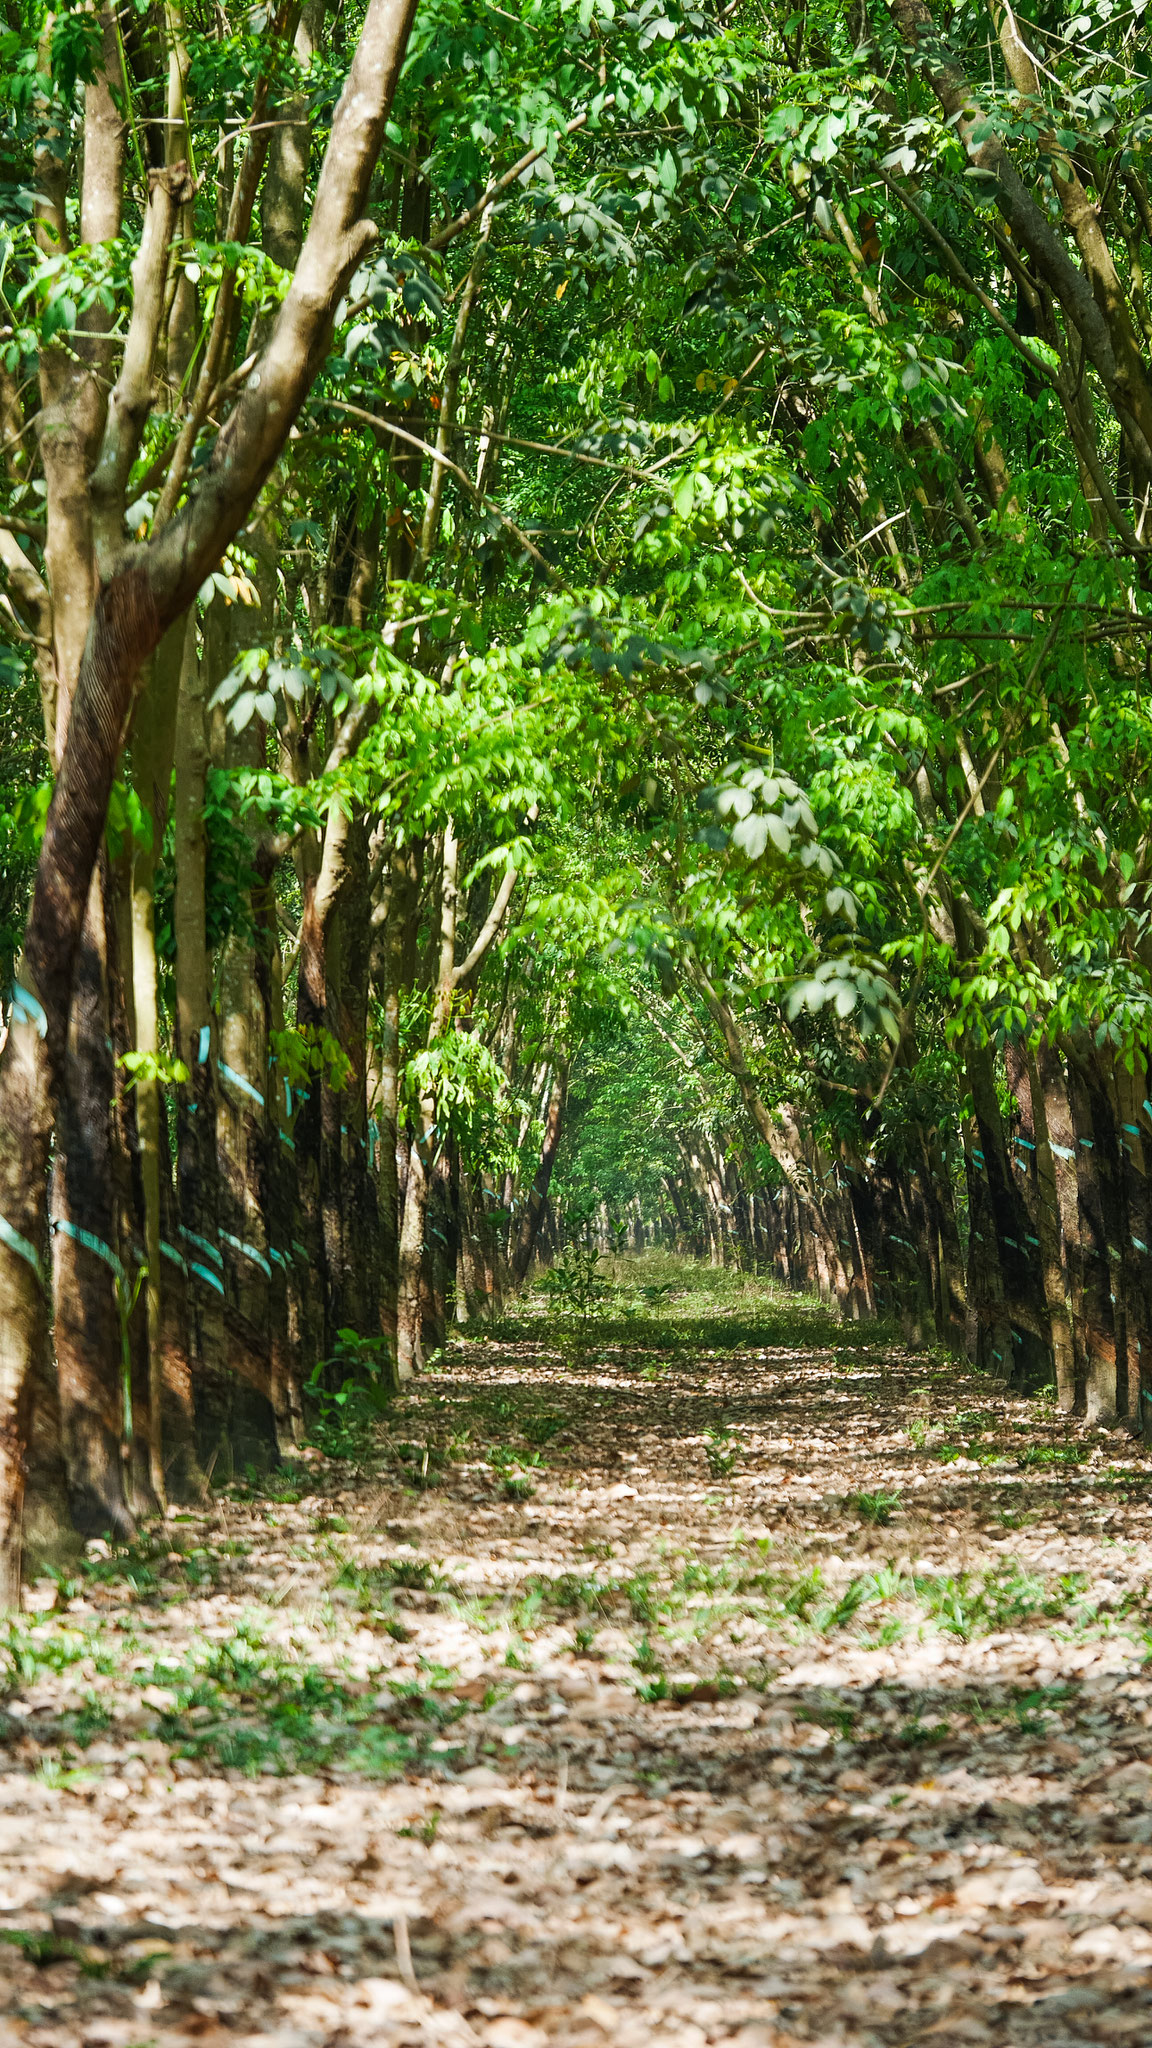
left=3, top=1269, right=1152, bottom=2046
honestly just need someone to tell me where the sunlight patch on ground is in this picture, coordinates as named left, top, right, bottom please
left=2, top=1262, right=1152, bottom=2044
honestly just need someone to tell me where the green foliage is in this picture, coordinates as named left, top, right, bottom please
left=521, top=1410, right=569, bottom=1446
left=0, top=1619, right=103, bottom=1690
left=847, top=1489, right=902, bottom=1527
left=703, top=1422, right=738, bottom=1481
left=403, top=1028, right=524, bottom=1175
left=539, top=1243, right=611, bottom=1321
left=147, top=1627, right=464, bottom=1776
left=269, top=1023, right=353, bottom=1097
left=501, top=1473, right=536, bottom=1501
left=209, top=641, right=353, bottom=734
left=305, top=1332, right=393, bottom=1458
left=1, top=1927, right=106, bottom=1973
left=117, top=1049, right=189, bottom=1092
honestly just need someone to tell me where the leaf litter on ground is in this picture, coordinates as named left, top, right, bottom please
left=3, top=1256, right=1152, bottom=2045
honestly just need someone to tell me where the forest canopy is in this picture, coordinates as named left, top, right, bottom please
left=1, top=0, right=1152, bottom=1594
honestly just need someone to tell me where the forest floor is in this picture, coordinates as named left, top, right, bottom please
left=4, top=1258, right=1152, bottom=2048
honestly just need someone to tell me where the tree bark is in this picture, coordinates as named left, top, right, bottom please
left=397, top=824, right=458, bottom=1376
left=0, top=0, right=423, bottom=1599
left=172, top=609, right=231, bottom=1477
left=1067, top=1050, right=1121, bottom=1424
left=50, top=869, right=133, bottom=1538
left=511, top=1062, right=570, bottom=1286
left=1020, top=1039, right=1076, bottom=1410
left=372, top=838, right=422, bottom=1370
left=128, top=616, right=190, bottom=1505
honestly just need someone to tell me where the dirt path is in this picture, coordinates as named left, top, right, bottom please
left=4, top=1264, right=1152, bottom=2047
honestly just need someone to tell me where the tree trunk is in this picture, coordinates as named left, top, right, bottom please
left=962, top=1104, right=1015, bottom=1379
left=172, top=611, right=231, bottom=1479
left=1038, top=1038, right=1084, bottom=1406
left=0, top=0, right=423, bottom=1599
left=397, top=824, right=458, bottom=1374
left=396, top=1139, right=429, bottom=1379
left=511, top=1062, right=570, bottom=1286
left=1021, top=1039, right=1076, bottom=1409
left=372, top=837, right=421, bottom=1373
left=128, top=614, right=192, bottom=1505
left=51, top=870, right=135, bottom=1538
left=1067, top=1050, right=1120, bottom=1424
left=964, top=1034, right=1050, bottom=1382
left=105, top=859, right=161, bottom=1516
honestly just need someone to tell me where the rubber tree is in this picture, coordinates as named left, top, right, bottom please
left=0, top=0, right=423, bottom=1605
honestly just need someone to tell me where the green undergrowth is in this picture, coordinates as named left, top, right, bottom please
left=0, top=1604, right=475, bottom=1779
left=359, top=1534, right=1150, bottom=1667
left=144, top=1627, right=468, bottom=1777
left=26, top=1532, right=229, bottom=1609
left=469, top=1255, right=896, bottom=1360
left=0, top=1927, right=160, bottom=1982
left=1, top=1617, right=118, bottom=1689
left=5, top=1262, right=1142, bottom=1780
left=522, top=1533, right=1147, bottom=1698
left=797, top=1680, right=1077, bottom=1752
left=470, top=1306, right=891, bottom=1359
left=0, top=1620, right=117, bottom=1753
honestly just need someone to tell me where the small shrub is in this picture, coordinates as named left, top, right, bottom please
left=783, top=1567, right=824, bottom=1621
left=394, top=1440, right=450, bottom=1488
left=816, top=1576, right=875, bottom=1633
left=399, top=1809, right=441, bottom=1846
left=899, top=1718, right=950, bottom=1748
left=848, top=1489, right=902, bottom=1526
left=624, top=1572, right=659, bottom=1625
left=540, top=1245, right=610, bottom=1321
left=635, top=1672, right=670, bottom=1702
left=305, top=1330, right=393, bottom=1459
left=522, top=1411, right=569, bottom=1446
left=1017, top=1442, right=1086, bottom=1470
left=1, top=1619, right=110, bottom=1690
left=704, top=1423, right=738, bottom=1481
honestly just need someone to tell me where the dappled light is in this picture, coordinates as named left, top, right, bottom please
left=5, top=0, right=1152, bottom=2036
left=3, top=1264, right=1152, bottom=2045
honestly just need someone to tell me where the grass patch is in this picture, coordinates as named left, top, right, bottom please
left=704, top=1423, right=738, bottom=1481
left=333, top=1555, right=454, bottom=1638
left=521, top=1411, right=570, bottom=1447
left=846, top=1489, right=902, bottom=1526
left=1017, top=1442, right=1089, bottom=1470
left=148, top=1627, right=466, bottom=1777
left=1, top=1927, right=114, bottom=1976
left=1, top=1619, right=117, bottom=1689
left=898, top=1717, right=951, bottom=1747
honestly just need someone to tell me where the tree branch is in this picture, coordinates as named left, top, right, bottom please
left=427, top=103, right=609, bottom=253
left=453, top=863, right=518, bottom=988
left=321, top=397, right=568, bottom=587
left=887, top=0, right=1152, bottom=466
left=90, top=162, right=196, bottom=568
left=0, top=512, right=47, bottom=547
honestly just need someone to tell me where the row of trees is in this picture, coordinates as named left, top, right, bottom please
left=4, top=0, right=1152, bottom=1594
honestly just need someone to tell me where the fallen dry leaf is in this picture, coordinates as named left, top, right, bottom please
left=3, top=1286, right=1152, bottom=2046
